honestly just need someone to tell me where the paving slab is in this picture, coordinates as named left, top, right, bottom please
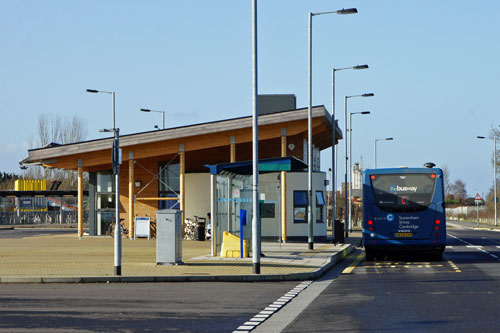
left=0, top=230, right=361, bottom=283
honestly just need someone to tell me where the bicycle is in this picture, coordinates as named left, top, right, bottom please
left=108, top=218, right=129, bottom=237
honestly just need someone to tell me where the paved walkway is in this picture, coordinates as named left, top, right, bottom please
left=0, top=228, right=361, bottom=283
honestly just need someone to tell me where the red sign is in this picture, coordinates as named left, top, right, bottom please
left=474, top=193, right=482, bottom=202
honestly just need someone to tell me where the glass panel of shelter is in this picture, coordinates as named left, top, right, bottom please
left=215, top=172, right=253, bottom=255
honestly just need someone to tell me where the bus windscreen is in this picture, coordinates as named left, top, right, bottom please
left=370, top=173, right=436, bottom=211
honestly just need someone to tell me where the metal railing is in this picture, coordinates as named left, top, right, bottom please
left=0, top=211, right=88, bottom=225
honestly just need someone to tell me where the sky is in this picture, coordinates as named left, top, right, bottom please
left=1, top=0, right=499, bottom=197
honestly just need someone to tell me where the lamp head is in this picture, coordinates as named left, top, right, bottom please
left=386, top=137, right=394, bottom=141
left=86, top=89, right=99, bottom=93
left=362, top=93, right=375, bottom=97
left=477, top=136, right=486, bottom=139
left=337, top=8, right=358, bottom=15
left=361, top=111, right=371, bottom=114
left=353, top=64, right=369, bottom=70
left=140, top=108, right=151, bottom=112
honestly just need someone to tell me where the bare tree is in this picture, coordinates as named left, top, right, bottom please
left=489, top=126, right=500, bottom=174
left=24, top=114, right=89, bottom=189
left=441, top=164, right=451, bottom=196
left=449, top=179, right=467, bottom=202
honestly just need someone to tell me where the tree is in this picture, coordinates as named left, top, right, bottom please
left=0, top=172, right=20, bottom=190
left=441, top=164, right=451, bottom=197
left=449, top=179, right=467, bottom=202
left=488, top=126, right=500, bottom=174
left=485, top=184, right=499, bottom=213
left=24, top=114, right=89, bottom=190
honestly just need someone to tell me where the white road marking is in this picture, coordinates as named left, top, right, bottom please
left=448, top=233, right=500, bottom=263
left=233, top=280, right=313, bottom=332
left=249, top=318, right=266, bottom=322
left=259, top=311, right=274, bottom=315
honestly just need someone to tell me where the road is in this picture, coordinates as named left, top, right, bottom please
left=0, top=226, right=498, bottom=332
left=0, top=281, right=301, bottom=332
left=259, top=226, right=500, bottom=332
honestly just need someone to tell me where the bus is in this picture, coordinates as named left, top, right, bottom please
left=362, top=164, right=446, bottom=260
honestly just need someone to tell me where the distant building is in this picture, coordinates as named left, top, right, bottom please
left=351, top=162, right=365, bottom=198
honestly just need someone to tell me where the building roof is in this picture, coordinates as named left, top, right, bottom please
left=22, top=105, right=341, bottom=171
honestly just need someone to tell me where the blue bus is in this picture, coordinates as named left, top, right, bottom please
left=362, top=164, right=446, bottom=260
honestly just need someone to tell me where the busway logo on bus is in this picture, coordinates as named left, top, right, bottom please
left=389, top=184, right=418, bottom=193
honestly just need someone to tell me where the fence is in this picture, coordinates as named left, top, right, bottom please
left=0, top=211, right=88, bottom=225
left=0, top=196, right=88, bottom=225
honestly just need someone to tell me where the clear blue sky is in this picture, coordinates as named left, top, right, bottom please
left=1, top=0, right=499, bottom=197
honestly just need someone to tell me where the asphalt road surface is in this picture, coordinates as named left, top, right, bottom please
left=0, top=281, right=299, bottom=332
left=270, top=227, right=500, bottom=332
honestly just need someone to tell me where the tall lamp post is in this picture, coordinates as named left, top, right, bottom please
left=349, top=111, right=370, bottom=232
left=477, top=136, right=498, bottom=227
left=140, top=108, right=166, bottom=129
left=331, top=64, right=368, bottom=242
left=374, top=137, right=394, bottom=168
left=308, top=7, right=358, bottom=250
left=87, top=88, right=122, bottom=276
left=344, top=93, right=374, bottom=237
left=251, top=0, right=260, bottom=274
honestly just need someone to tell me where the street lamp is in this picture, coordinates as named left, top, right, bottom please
left=331, top=64, right=368, bottom=242
left=308, top=7, right=358, bottom=250
left=251, top=0, right=260, bottom=274
left=344, top=93, right=374, bottom=237
left=348, top=111, right=370, bottom=233
left=140, top=108, right=166, bottom=129
left=477, top=136, right=498, bottom=227
left=374, top=137, right=394, bottom=168
left=87, top=88, right=122, bottom=276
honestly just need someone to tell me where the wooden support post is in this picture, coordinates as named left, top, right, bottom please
left=281, top=128, right=287, bottom=242
left=129, top=152, right=135, bottom=239
left=180, top=144, right=185, bottom=236
left=77, top=159, right=83, bottom=239
left=281, top=128, right=287, bottom=157
left=230, top=136, right=236, bottom=163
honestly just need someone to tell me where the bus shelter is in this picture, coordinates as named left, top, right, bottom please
left=206, top=156, right=308, bottom=256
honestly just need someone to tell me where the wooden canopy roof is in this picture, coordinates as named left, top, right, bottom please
left=22, top=105, right=342, bottom=172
